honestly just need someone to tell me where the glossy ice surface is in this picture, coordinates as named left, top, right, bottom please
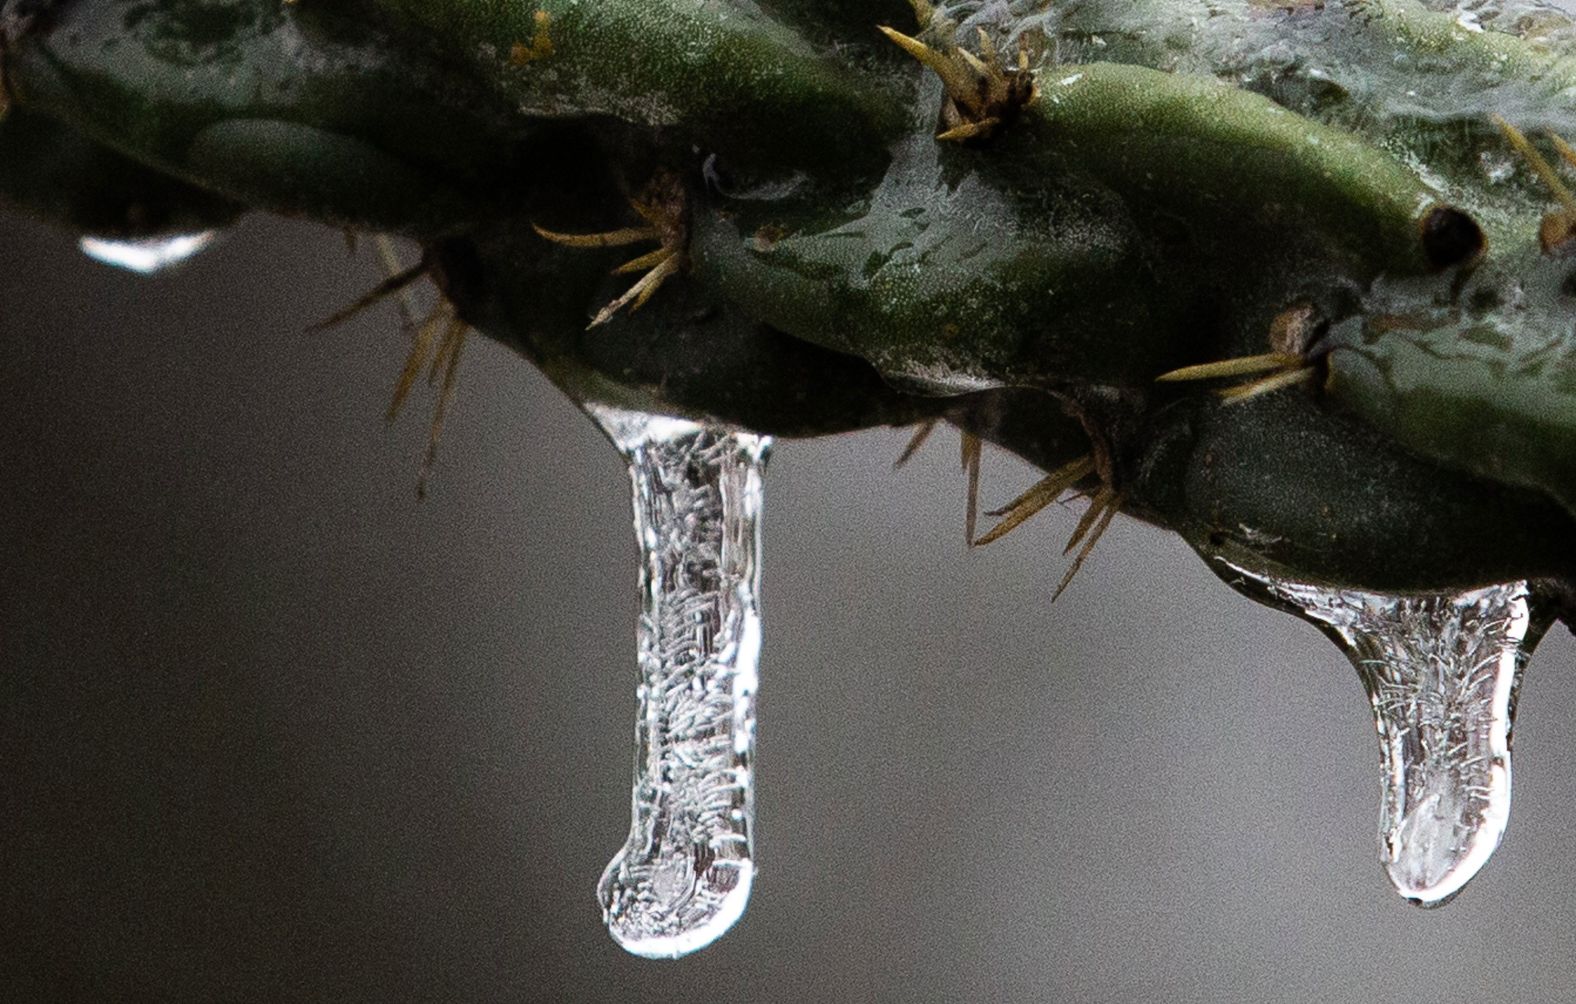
left=1227, top=565, right=1550, bottom=906
left=588, top=405, right=771, bottom=958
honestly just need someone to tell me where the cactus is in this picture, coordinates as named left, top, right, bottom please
left=6, top=0, right=1576, bottom=939
left=6, top=0, right=1572, bottom=595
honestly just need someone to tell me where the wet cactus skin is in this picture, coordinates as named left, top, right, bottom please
left=2, top=0, right=1575, bottom=603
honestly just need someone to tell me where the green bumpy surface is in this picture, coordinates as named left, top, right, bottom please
left=3, top=0, right=1575, bottom=612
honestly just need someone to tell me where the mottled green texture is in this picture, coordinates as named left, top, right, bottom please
left=692, top=135, right=1186, bottom=393
left=430, top=227, right=942, bottom=438
left=5, top=0, right=1576, bottom=602
left=3, top=0, right=538, bottom=234
left=0, top=107, right=239, bottom=236
left=364, top=0, right=905, bottom=178
left=1324, top=247, right=1576, bottom=518
left=1020, top=62, right=1448, bottom=276
left=1128, top=393, right=1576, bottom=590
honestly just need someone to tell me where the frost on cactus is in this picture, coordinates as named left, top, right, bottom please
left=5, top=0, right=1576, bottom=959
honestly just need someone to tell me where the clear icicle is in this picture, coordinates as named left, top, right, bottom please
left=587, top=404, right=771, bottom=959
left=78, top=231, right=218, bottom=274
left=1225, top=564, right=1552, bottom=907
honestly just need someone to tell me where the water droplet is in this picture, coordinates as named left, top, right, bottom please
left=78, top=231, right=218, bottom=274
left=1223, top=564, right=1552, bottom=907
left=587, top=404, right=771, bottom=958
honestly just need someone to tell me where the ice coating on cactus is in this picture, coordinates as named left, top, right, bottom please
left=1224, top=566, right=1550, bottom=907
left=588, top=404, right=771, bottom=959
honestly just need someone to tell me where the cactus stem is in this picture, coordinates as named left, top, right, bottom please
left=1543, top=133, right=1576, bottom=254
left=974, top=455, right=1096, bottom=547
left=893, top=418, right=939, bottom=469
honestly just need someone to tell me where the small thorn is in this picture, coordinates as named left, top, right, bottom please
left=1062, top=488, right=1111, bottom=556
left=311, top=260, right=428, bottom=331
left=878, top=25, right=952, bottom=76
left=976, top=28, right=998, bottom=67
left=532, top=223, right=662, bottom=248
left=546, top=174, right=689, bottom=328
left=956, top=45, right=992, bottom=81
left=613, top=248, right=672, bottom=275
left=1550, top=132, right=1576, bottom=171
left=879, top=24, right=980, bottom=104
left=974, top=455, right=1095, bottom=546
left=1216, top=366, right=1316, bottom=404
left=937, top=118, right=1000, bottom=143
left=893, top=419, right=939, bottom=470
left=374, top=235, right=422, bottom=331
left=427, top=307, right=465, bottom=387
left=961, top=432, right=983, bottom=545
left=387, top=304, right=447, bottom=422
left=416, top=320, right=469, bottom=500
left=1540, top=209, right=1576, bottom=255
left=630, top=254, right=682, bottom=312
left=1494, top=115, right=1576, bottom=212
left=587, top=252, right=682, bottom=328
left=1052, top=491, right=1120, bottom=602
left=1156, top=353, right=1304, bottom=383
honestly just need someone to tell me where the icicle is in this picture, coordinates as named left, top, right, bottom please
left=1224, top=564, right=1552, bottom=907
left=587, top=404, right=771, bottom=959
left=78, top=231, right=217, bottom=274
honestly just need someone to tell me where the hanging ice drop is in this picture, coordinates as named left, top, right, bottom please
left=587, top=404, right=771, bottom=959
left=78, top=231, right=218, bottom=274
left=1225, top=565, right=1551, bottom=907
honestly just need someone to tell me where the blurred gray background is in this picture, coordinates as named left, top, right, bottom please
left=4, top=212, right=1576, bottom=1003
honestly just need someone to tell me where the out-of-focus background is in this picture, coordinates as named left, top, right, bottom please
left=5, top=212, right=1576, bottom=1003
